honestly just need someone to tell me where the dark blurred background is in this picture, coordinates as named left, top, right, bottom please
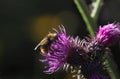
left=0, top=0, right=120, bottom=79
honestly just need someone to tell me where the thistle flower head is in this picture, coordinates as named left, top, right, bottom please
left=39, top=25, right=85, bottom=74
left=35, top=24, right=111, bottom=79
left=96, top=23, right=120, bottom=46
left=67, top=36, right=85, bottom=66
left=39, top=25, right=70, bottom=74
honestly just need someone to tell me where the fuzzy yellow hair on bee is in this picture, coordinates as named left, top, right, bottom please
left=35, top=33, right=57, bottom=54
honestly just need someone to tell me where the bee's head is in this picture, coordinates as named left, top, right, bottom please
left=47, top=33, right=57, bottom=41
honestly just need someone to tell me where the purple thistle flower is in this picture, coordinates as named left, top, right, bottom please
left=96, top=23, right=120, bottom=46
left=35, top=24, right=111, bottom=79
left=67, top=36, right=85, bottom=66
left=39, top=25, right=70, bottom=74
left=38, top=25, right=85, bottom=74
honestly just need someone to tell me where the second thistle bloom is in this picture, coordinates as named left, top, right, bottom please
left=96, top=23, right=120, bottom=46
left=83, top=23, right=120, bottom=79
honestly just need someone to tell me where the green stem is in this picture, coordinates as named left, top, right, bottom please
left=105, top=53, right=120, bottom=79
left=74, top=0, right=96, bottom=36
left=91, top=0, right=103, bottom=23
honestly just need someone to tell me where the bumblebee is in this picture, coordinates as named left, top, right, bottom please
left=35, top=33, right=57, bottom=54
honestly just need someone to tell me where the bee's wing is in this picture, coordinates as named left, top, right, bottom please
left=34, top=37, right=48, bottom=50
left=34, top=43, right=41, bottom=50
